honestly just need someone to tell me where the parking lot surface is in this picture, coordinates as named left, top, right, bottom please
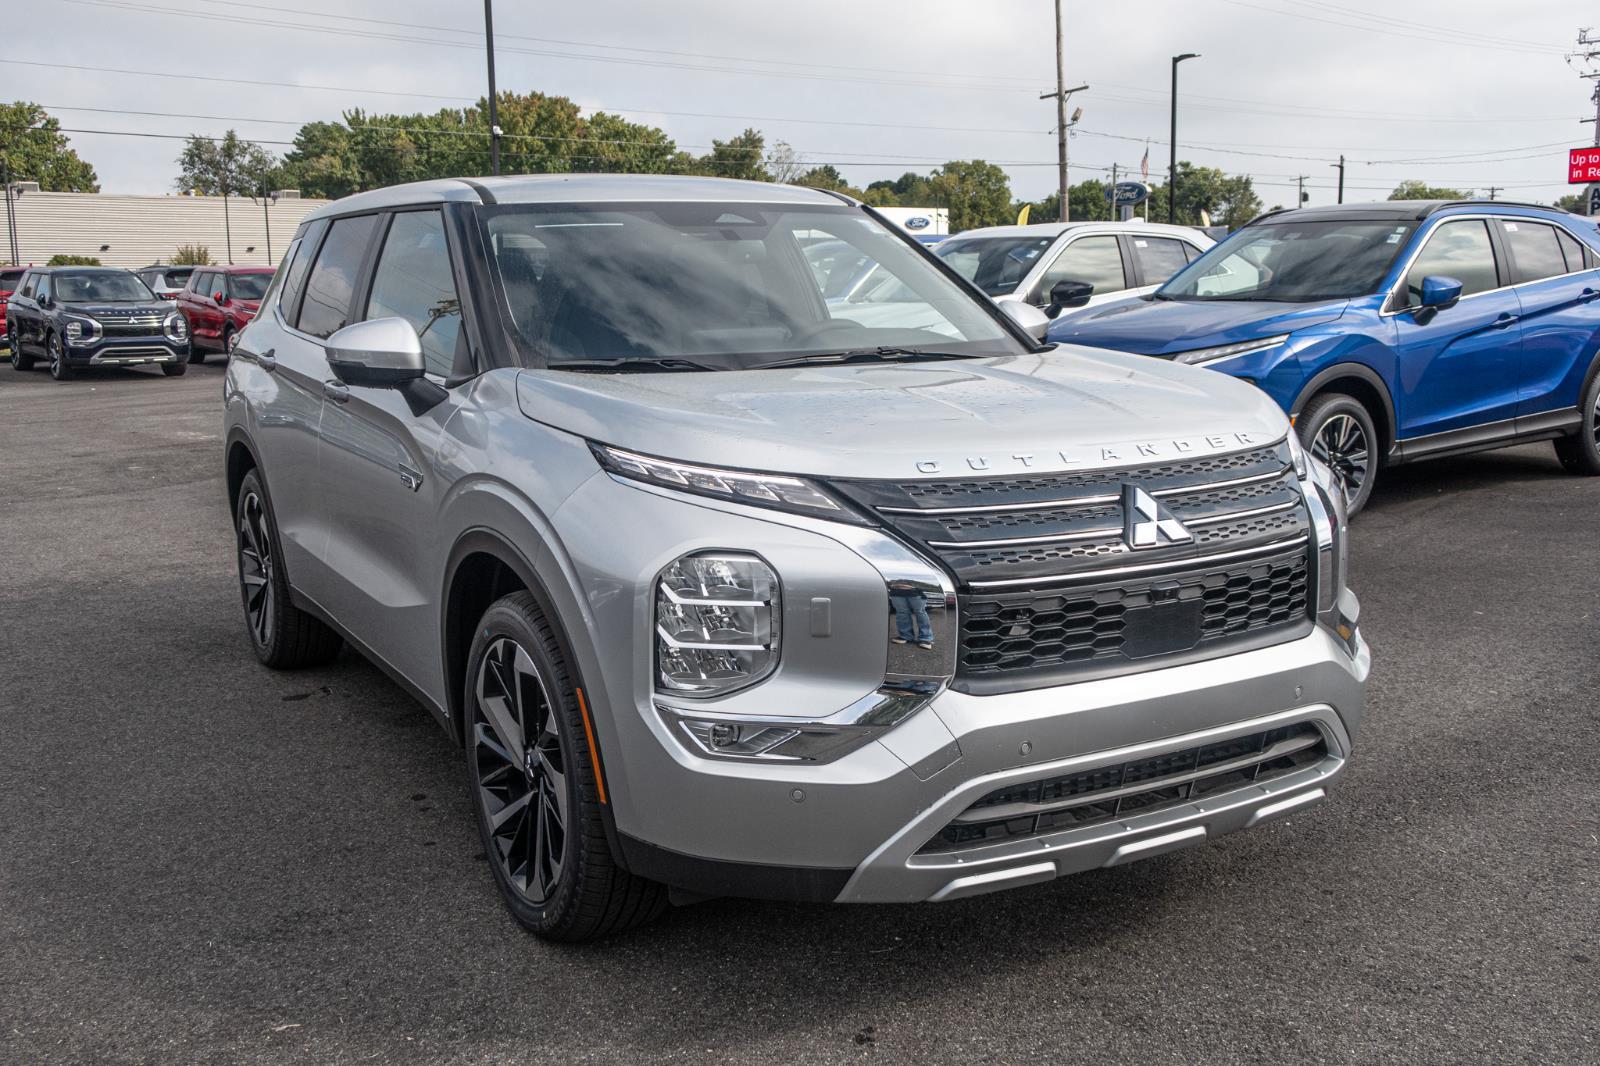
left=2, top=361, right=1597, bottom=1065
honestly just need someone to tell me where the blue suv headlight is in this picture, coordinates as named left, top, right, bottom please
left=1172, top=334, right=1289, bottom=365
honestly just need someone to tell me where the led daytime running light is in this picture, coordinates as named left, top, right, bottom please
left=1172, top=334, right=1289, bottom=366
left=592, top=443, right=860, bottom=523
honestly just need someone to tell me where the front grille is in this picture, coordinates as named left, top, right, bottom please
left=828, top=441, right=1315, bottom=690
left=919, top=723, right=1327, bottom=853
left=98, top=315, right=167, bottom=337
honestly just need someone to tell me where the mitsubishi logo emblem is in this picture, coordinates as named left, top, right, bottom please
left=1123, top=484, right=1193, bottom=549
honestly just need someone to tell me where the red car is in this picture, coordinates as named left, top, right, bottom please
left=0, top=265, right=27, bottom=339
left=176, top=265, right=273, bottom=363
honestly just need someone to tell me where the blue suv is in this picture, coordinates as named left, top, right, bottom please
left=1049, top=200, right=1600, bottom=513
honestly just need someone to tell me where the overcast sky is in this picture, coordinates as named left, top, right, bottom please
left=6, top=0, right=1594, bottom=207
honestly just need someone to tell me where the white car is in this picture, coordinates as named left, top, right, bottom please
left=932, top=221, right=1214, bottom=321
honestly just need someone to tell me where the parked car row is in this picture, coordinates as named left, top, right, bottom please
left=5, top=262, right=274, bottom=378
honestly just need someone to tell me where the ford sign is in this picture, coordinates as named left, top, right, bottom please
left=1103, top=181, right=1151, bottom=207
left=905, top=216, right=931, bottom=230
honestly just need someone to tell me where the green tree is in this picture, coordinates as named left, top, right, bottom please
left=795, top=164, right=859, bottom=196
left=176, top=130, right=282, bottom=263
left=1552, top=191, right=1587, bottom=213
left=47, top=254, right=101, bottom=266
left=172, top=244, right=213, bottom=266
left=0, top=102, right=98, bottom=192
left=1388, top=179, right=1467, bottom=201
left=693, top=128, right=768, bottom=181
left=929, top=160, right=1012, bottom=232
left=1154, top=163, right=1262, bottom=228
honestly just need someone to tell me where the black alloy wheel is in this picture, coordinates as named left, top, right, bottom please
left=1298, top=392, right=1378, bottom=516
left=1553, top=370, right=1600, bottom=475
left=10, top=327, right=33, bottom=370
left=464, top=592, right=666, bottom=941
left=232, top=469, right=342, bottom=668
left=47, top=332, right=71, bottom=380
left=473, top=635, right=570, bottom=908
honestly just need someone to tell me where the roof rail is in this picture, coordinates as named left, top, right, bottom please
left=1422, top=199, right=1558, bottom=218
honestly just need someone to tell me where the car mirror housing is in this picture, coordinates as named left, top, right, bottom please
left=325, top=317, right=426, bottom=388
left=1419, top=275, right=1463, bottom=310
left=1000, top=299, right=1052, bottom=341
left=1046, top=279, right=1094, bottom=318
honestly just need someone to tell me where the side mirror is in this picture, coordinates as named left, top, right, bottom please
left=1045, top=279, right=1094, bottom=319
left=326, top=317, right=425, bottom=388
left=38, top=294, right=52, bottom=309
left=1419, top=275, right=1462, bottom=310
left=1000, top=299, right=1052, bottom=342
left=214, top=291, right=227, bottom=304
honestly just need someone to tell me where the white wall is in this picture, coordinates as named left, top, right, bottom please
left=1, top=190, right=329, bottom=269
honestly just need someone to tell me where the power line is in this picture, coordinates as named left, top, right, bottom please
left=1216, top=0, right=1567, bottom=56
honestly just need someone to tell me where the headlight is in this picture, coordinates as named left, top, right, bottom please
left=63, top=316, right=101, bottom=344
left=592, top=443, right=863, bottom=523
left=1171, top=334, right=1289, bottom=365
left=656, top=552, right=779, bottom=697
left=164, top=313, right=187, bottom=341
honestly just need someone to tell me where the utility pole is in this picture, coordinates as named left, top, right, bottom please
left=484, top=0, right=501, bottom=175
left=1168, top=53, right=1199, bottom=224
left=1576, top=29, right=1600, bottom=214
left=1330, top=154, right=1345, bottom=204
left=2, top=161, right=15, bottom=266
left=1041, top=4, right=1088, bottom=224
left=1483, top=185, right=1502, bottom=200
left=1296, top=175, right=1307, bottom=206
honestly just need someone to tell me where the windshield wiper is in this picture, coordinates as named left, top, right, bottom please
left=756, top=347, right=981, bottom=369
left=550, top=357, right=721, bottom=373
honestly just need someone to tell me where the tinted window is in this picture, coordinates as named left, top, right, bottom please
left=1031, top=235, right=1126, bottom=305
left=1131, top=237, right=1193, bottom=283
left=231, top=273, right=271, bottom=301
left=1406, top=220, right=1498, bottom=304
left=934, top=235, right=1056, bottom=296
left=296, top=214, right=377, bottom=339
left=1554, top=228, right=1589, bottom=273
left=36, top=275, right=50, bottom=300
left=365, top=211, right=463, bottom=378
left=279, top=219, right=327, bottom=319
left=18, top=272, right=35, bottom=298
left=191, top=271, right=213, bottom=297
left=1499, top=221, right=1567, bottom=283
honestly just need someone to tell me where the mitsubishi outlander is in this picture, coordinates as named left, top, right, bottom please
left=222, top=175, right=1368, bottom=941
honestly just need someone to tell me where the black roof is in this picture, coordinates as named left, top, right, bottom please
left=1252, top=199, right=1562, bottom=226
left=26, top=265, right=134, bottom=274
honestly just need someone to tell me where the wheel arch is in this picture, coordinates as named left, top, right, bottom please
left=1289, top=363, right=1397, bottom=459
left=224, top=429, right=260, bottom=517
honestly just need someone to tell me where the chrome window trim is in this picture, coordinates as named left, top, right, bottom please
left=1380, top=212, right=1599, bottom=318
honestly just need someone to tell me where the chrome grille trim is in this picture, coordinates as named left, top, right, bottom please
left=925, top=498, right=1301, bottom=550
left=877, top=468, right=1288, bottom=517
left=966, top=535, right=1309, bottom=590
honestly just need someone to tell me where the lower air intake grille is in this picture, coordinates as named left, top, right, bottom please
left=919, top=723, right=1327, bottom=853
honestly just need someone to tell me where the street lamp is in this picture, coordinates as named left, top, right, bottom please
left=1169, top=52, right=1200, bottom=225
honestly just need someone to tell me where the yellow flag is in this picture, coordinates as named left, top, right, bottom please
left=1016, top=204, right=1032, bottom=226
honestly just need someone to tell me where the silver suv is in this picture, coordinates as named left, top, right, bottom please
left=223, top=175, right=1368, bottom=941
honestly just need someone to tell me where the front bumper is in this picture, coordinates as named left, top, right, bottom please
left=67, top=336, right=187, bottom=366
left=623, top=622, right=1367, bottom=904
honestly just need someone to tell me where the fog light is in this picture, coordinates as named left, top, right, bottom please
left=655, top=552, right=779, bottom=696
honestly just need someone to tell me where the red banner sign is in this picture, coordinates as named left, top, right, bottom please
left=1570, top=147, right=1600, bottom=184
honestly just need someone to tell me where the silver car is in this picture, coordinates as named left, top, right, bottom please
left=223, top=175, right=1367, bottom=941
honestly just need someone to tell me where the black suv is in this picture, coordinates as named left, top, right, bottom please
left=7, top=266, right=191, bottom=379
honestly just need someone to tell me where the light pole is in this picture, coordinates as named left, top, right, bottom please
left=1168, top=52, right=1199, bottom=225
left=484, top=0, right=501, bottom=175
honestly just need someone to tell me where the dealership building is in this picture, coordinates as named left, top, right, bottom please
left=1, top=184, right=330, bottom=269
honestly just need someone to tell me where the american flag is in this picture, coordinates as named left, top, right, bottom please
left=1140, top=144, right=1149, bottom=182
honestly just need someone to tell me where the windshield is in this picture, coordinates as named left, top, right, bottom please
left=1158, top=220, right=1416, bottom=302
left=230, top=273, right=271, bottom=300
left=53, top=272, right=155, bottom=303
left=481, top=202, right=1023, bottom=370
left=933, top=235, right=1055, bottom=296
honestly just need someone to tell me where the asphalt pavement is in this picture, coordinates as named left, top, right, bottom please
left=2, top=357, right=1597, bottom=1065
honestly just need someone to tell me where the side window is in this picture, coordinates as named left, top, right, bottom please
left=1499, top=221, right=1567, bottom=284
left=18, top=272, right=35, bottom=298
left=364, top=210, right=464, bottom=378
left=1030, top=236, right=1127, bottom=305
left=1131, top=237, right=1192, bottom=284
left=295, top=214, right=378, bottom=339
left=36, top=275, right=51, bottom=302
left=257, top=238, right=300, bottom=311
left=192, top=271, right=212, bottom=297
left=1554, top=228, right=1590, bottom=274
left=1405, top=220, right=1498, bottom=305
left=279, top=219, right=327, bottom=319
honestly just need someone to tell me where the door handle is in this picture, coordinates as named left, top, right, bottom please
left=323, top=379, right=351, bottom=404
left=1491, top=312, right=1519, bottom=329
left=257, top=348, right=277, bottom=372
left=1580, top=287, right=1599, bottom=303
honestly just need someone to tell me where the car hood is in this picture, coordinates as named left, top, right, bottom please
left=60, top=302, right=173, bottom=317
left=515, top=347, right=1290, bottom=481
left=1049, top=297, right=1351, bottom=357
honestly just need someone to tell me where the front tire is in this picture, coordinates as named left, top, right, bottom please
left=234, top=469, right=342, bottom=668
left=47, top=333, right=71, bottom=381
left=1553, top=371, right=1600, bottom=475
left=1298, top=392, right=1378, bottom=516
left=465, top=592, right=666, bottom=942
left=162, top=360, right=188, bottom=377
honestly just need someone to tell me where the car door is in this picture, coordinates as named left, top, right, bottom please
left=1127, top=234, right=1202, bottom=290
left=313, top=207, right=468, bottom=682
left=1495, top=218, right=1600, bottom=426
left=1390, top=217, right=1522, bottom=440
left=10, top=272, right=37, bottom=348
left=1024, top=233, right=1130, bottom=310
left=186, top=271, right=213, bottom=344
left=242, top=217, right=344, bottom=595
left=175, top=272, right=203, bottom=339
